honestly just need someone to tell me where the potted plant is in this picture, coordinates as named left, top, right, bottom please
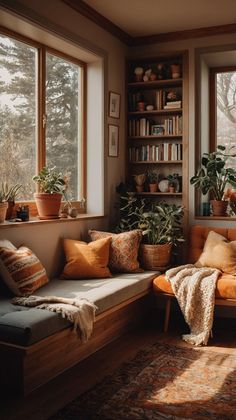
left=190, top=145, right=236, bottom=216
left=147, top=170, right=158, bottom=192
left=116, top=193, right=184, bottom=270
left=1, top=183, right=22, bottom=219
left=32, top=166, right=68, bottom=219
left=0, top=185, right=8, bottom=223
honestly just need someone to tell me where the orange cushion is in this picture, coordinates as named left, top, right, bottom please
left=89, top=229, right=143, bottom=273
left=61, top=237, right=112, bottom=279
left=153, top=273, right=236, bottom=299
left=0, top=244, right=48, bottom=296
left=195, top=231, right=236, bottom=275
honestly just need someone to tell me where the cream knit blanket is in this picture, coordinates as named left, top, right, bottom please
left=166, top=264, right=221, bottom=346
left=12, top=295, right=97, bottom=343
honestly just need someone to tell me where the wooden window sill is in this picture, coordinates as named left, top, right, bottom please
left=0, top=214, right=106, bottom=229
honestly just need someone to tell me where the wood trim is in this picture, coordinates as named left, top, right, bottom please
left=62, top=0, right=133, bottom=45
left=38, top=47, right=46, bottom=172
left=132, top=23, right=236, bottom=46
left=209, top=69, right=217, bottom=152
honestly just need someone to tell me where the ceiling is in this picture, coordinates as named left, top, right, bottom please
left=82, top=0, right=236, bottom=37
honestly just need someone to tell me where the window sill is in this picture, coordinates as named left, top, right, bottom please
left=0, top=213, right=106, bottom=229
left=195, top=216, right=236, bottom=220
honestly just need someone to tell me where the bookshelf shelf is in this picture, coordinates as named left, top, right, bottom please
left=128, top=78, right=183, bottom=89
left=128, top=135, right=182, bottom=140
left=130, top=160, right=182, bottom=164
left=135, top=192, right=182, bottom=196
left=128, top=109, right=182, bottom=116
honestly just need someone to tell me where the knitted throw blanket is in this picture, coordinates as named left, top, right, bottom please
left=166, top=264, right=221, bottom=346
left=12, top=295, right=97, bottom=343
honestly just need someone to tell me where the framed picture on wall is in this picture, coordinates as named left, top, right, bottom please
left=108, top=124, right=119, bottom=157
left=108, top=91, right=121, bottom=119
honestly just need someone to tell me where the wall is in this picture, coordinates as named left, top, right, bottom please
left=130, top=33, right=236, bottom=227
left=0, top=0, right=128, bottom=270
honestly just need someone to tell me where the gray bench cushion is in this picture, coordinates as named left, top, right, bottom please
left=0, top=271, right=158, bottom=346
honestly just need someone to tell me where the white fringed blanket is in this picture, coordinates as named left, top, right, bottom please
left=12, top=295, right=97, bottom=343
left=166, top=264, right=221, bottom=346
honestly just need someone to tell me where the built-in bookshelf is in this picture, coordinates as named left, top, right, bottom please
left=126, top=52, right=189, bottom=213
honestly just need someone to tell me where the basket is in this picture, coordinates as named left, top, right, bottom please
left=140, top=243, right=172, bottom=271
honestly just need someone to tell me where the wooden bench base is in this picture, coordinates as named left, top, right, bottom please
left=0, top=291, right=153, bottom=395
left=158, top=292, right=236, bottom=332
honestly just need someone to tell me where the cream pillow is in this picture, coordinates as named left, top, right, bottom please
left=195, top=231, right=236, bottom=275
left=61, top=237, right=112, bottom=279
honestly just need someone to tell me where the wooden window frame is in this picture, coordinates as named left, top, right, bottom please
left=209, top=65, right=236, bottom=152
left=0, top=26, right=87, bottom=216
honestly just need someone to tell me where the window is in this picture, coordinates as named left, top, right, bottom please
left=0, top=30, right=85, bottom=205
left=210, top=67, right=236, bottom=163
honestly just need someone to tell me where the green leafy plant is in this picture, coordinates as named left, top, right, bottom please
left=147, top=170, right=158, bottom=184
left=0, top=182, right=22, bottom=202
left=32, top=166, right=67, bottom=194
left=116, top=193, right=184, bottom=245
left=190, top=145, right=236, bottom=200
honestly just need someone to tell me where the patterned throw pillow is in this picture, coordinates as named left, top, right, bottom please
left=89, top=230, right=143, bottom=273
left=61, top=237, right=112, bottom=279
left=0, top=243, right=49, bottom=296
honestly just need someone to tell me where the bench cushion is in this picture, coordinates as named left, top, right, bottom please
left=153, top=273, right=236, bottom=299
left=0, top=271, right=158, bottom=346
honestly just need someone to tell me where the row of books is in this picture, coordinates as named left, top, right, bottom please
left=128, top=116, right=182, bottom=137
left=129, top=143, right=183, bottom=162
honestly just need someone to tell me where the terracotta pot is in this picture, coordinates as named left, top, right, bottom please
left=140, top=243, right=172, bottom=271
left=6, top=201, right=15, bottom=220
left=136, top=185, right=144, bottom=193
left=170, top=64, right=181, bottom=79
left=149, top=183, right=158, bottom=193
left=0, top=202, right=8, bottom=223
left=34, top=193, right=62, bottom=219
left=210, top=200, right=228, bottom=217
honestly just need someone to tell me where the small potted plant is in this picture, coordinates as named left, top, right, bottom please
left=147, top=170, right=158, bottom=192
left=32, top=166, right=68, bottom=219
left=0, top=185, right=8, bottom=223
left=190, top=145, right=236, bottom=216
left=1, top=183, right=22, bottom=219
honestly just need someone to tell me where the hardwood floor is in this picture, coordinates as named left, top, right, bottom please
left=1, top=311, right=236, bottom=420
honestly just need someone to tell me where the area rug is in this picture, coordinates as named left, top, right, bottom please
left=51, top=342, right=236, bottom=419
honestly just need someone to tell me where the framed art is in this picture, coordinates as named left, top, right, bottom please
left=151, top=124, right=164, bottom=135
left=108, top=124, right=119, bottom=157
left=109, top=91, right=121, bottom=119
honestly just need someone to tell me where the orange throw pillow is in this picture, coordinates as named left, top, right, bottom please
left=61, top=237, right=112, bottom=279
left=0, top=244, right=49, bottom=296
left=195, top=230, right=236, bottom=275
left=89, top=229, right=143, bottom=273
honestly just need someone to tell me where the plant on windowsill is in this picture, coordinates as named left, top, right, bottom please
left=116, top=191, right=184, bottom=270
left=0, top=185, right=8, bottom=223
left=32, top=166, right=68, bottom=220
left=1, top=183, right=22, bottom=220
left=190, top=145, right=236, bottom=217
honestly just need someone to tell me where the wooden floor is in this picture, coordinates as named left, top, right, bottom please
left=1, top=311, right=236, bottom=420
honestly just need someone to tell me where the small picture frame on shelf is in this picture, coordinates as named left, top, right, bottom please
left=109, top=91, right=121, bottom=119
left=108, top=124, right=119, bottom=157
left=151, top=125, right=164, bottom=136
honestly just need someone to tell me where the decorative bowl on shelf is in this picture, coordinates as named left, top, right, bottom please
left=158, top=179, right=169, bottom=193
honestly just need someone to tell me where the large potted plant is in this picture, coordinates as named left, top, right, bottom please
left=116, top=192, right=184, bottom=270
left=32, top=166, right=67, bottom=219
left=190, top=145, right=236, bottom=216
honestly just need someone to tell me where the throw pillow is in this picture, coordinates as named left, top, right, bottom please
left=0, top=244, right=49, bottom=296
left=61, top=237, right=112, bottom=279
left=195, top=230, right=236, bottom=275
left=89, top=229, right=143, bottom=273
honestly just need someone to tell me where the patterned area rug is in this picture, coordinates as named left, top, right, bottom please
left=52, top=342, right=236, bottom=419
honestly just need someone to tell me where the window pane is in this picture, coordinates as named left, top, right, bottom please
left=45, top=53, right=82, bottom=201
left=0, top=35, right=37, bottom=199
left=216, top=71, right=236, bottom=166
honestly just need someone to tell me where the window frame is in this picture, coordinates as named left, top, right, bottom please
left=209, top=65, right=236, bottom=152
left=0, top=26, right=87, bottom=215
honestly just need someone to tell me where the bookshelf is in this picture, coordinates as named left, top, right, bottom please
left=126, top=52, right=189, bottom=216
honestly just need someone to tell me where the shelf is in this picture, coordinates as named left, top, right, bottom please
left=128, top=78, right=182, bottom=89
left=130, top=160, right=182, bottom=164
left=128, top=135, right=182, bottom=140
left=135, top=192, right=182, bottom=196
left=128, top=109, right=182, bottom=116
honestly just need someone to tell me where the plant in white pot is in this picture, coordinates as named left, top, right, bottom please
left=190, top=145, right=236, bottom=216
left=32, top=166, right=68, bottom=219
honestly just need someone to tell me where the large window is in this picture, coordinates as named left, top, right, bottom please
left=210, top=67, right=236, bottom=164
left=0, top=30, right=85, bottom=203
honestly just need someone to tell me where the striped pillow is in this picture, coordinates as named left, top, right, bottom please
left=0, top=245, right=49, bottom=296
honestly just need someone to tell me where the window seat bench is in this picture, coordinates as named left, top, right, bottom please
left=0, top=271, right=158, bottom=395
